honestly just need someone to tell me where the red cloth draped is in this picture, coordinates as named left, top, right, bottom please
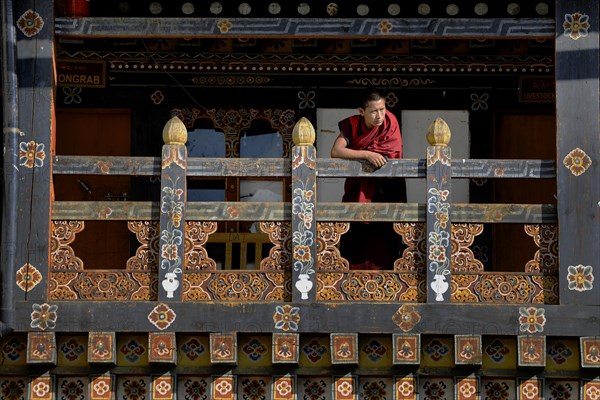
left=339, top=110, right=403, bottom=202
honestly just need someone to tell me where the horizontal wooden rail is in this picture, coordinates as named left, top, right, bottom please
left=51, top=201, right=556, bottom=223
left=54, top=155, right=555, bottom=179
left=55, top=17, right=554, bottom=39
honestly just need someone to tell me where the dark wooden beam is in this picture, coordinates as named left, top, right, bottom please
left=555, top=0, right=600, bottom=306
left=51, top=201, right=556, bottom=223
left=14, top=301, right=600, bottom=336
left=55, top=17, right=554, bottom=39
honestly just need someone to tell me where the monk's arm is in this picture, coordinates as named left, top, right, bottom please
left=330, top=133, right=387, bottom=168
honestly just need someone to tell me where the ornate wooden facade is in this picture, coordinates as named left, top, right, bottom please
left=1, top=0, right=599, bottom=399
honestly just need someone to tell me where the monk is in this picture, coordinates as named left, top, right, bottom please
left=330, top=89, right=406, bottom=270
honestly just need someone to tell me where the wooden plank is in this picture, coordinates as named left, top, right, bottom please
left=13, top=1, right=55, bottom=307
left=556, top=0, right=600, bottom=306
left=53, top=156, right=556, bottom=180
left=158, top=142, right=187, bottom=301
left=51, top=201, right=556, bottom=223
left=14, top=301, right=600, bottom=336
left=55, top=17, right=554, bottom=39
left=451, top=159, right=556, bottom=179
left=291, top=142, right=317, bottom=302
left=53, top=155, right=159, bottom=175
left=426, top=145, right=452, bottom=303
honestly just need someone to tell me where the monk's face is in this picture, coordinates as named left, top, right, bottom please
left=360, top=98, right=386, bottom=129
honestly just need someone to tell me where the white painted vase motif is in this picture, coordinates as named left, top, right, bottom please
left=431, top=274, right=449, bottom=301
left=161, top=272, right=180, bottom=298
left=295, top=274, right=313, bottom=300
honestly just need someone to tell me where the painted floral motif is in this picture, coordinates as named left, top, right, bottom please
left=521, top=381, right=539, bottom=399
left=547, top=341, right=573, bottom=365
left=241, top=378, right=267, bottom=400
left=385, top=92, right=398, bottom=108
left=423, top=381, right=447, bottom=400
left=217, top=19, right=233, bottom=33
left=1, top=380, right=26, bottom=400
left=1, top=337, right=26, bottom=361
left=470, top=92, right=489, bottom=111
left=392, top=304, right=421, bottom=332
left=96, top=160, right=113, bottom=174
left=424, top=339, right=450, bottom=362
left=148, top=302, right=176, bottom=330
left=336, top=380, right=354, bottom=397
left=397, top=380, right=415, bottom=397
left=183, top=378, right=208, bottom=400
left=91, top=378, right=111, bottom=398
left=485, top=339, right=510, bottom=363
left=151, top=90, right=165, bottom=105
left=298, top=90, right=316, bottom=109
left=362, top=339, right=387, bottom=362
left=292, top=185, right=315, bottom=276
left=31, top=380, right=50, bottom=398
left=303, top=379, right=327, bottom=400
left=242, top=338, right=268, bottom=361
left=458, top=381, right=477, bottom=398
left=274, top=379, right=293, bottom=397
left=59, top=338, right=85, bottom=362
left=121, top=339, right=146, bottom=363
left=273, top=304, right=300, bottom=331
left=484, top=381, right=509, bottom=400
left=122, top=378, right=146, bottom=400
left=302, top=339, right=327, bottom=363
left=63, top=87, right=82, bottom=104
left=30, top=303, right=58, bottom=330
left=160, top=176, right=184, bottom=277
left=585, top=384, right=600, bottom=400
left=549, top=382, right=574, bottom=400
left=19, top=140, right=46, bottom=168
left=566, top=264, right=594, bottom=291
left=60, top=379, right=85, bottom=400
left=427, top=180, right=451, bottom=282
left=459, top=341, right=476, bottom=360
left=154, top=378, right=172, bottom=396
left=563, top=12, right=590, bottom=40
left=292, top=146, right=316, bottom=170
left=214, top=379, right=233, bottom=396
left=563, top=148, right=591, bottom=176
left=17, top=9, right=44, bottom=37
left=396, top=339, right=416, bottom=360
left=378, top=19, right=393, bottom=33
left=362, top=380, right=387, bottom=400
left=519, top=306, right=546, bottom=333
left=181, top=338, right=205, bottom=360
left=15, top=263, right=42, bottom=292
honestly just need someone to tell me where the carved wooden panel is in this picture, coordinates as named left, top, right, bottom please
left=394, top=222, right=484, bottom=272
left=50, top=221, right=84, bottom=270
left=524, top=224, right=558, bottom=273
left=260, top=221, right=349, bottom=271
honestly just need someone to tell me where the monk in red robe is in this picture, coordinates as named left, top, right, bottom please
left=330, top=89, right=406, bottom=270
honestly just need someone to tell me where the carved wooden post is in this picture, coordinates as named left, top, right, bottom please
left=158, top=116, right=188, bottom=301
left=291, top=117, right=317, bottom=302
left=425, top=118, right=452, bottom=303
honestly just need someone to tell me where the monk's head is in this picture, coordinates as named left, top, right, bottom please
left=358, top=89, right=386, bottom=129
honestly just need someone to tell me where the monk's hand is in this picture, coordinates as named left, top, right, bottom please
left=365, top=151, right=387, bottom=168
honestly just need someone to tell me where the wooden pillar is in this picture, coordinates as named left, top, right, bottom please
left=11, top=1, right=54, bottom=311
left=425, top=118, right=452, bottom=303
left=555, top=0, right=599, bottom=305
left=291, top=117, right=317, bottom=302
left=158, top=117, right=188, bottom=301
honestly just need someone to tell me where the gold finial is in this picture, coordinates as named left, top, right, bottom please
left=162, top=116, right=188, bottom=145
left=292, top=117, right=316, bottom=146
left=426, top=117, right=451, bottom=146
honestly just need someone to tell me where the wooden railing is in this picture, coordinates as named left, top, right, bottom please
left=50, top=116, right=558, bottom=304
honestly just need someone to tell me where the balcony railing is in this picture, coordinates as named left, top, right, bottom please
left=50, top=116, right=557, bottom=304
